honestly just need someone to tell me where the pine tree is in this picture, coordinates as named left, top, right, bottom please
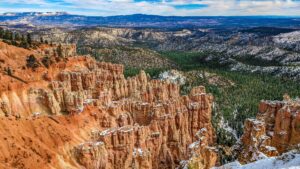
left=0, top=27, right=4, bottom=38
left=26, top=54, right=39, bottom=70
left=20, top=41, right=29, bottom=49
left=20, top=34, right=29, bottom=48
left=3, top=30, right=12, bottom=40
left=21, top=34, right=25, bottom=42
left=57, top=44, right=63, bottom=58
left=6, top=67, right=12, bottom=76
left=27, top=33, right=32, bottom=45
left=14, top=33, right=21, bottom=41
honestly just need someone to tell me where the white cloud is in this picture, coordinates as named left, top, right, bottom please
left=0, top=0, right=300, bottom=16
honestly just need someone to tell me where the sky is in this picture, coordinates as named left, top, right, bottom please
left=0, top=0, right=300, bottom=16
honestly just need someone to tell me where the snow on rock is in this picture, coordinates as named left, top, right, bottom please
left=178, top=160, right=189, bottom=169
left=213, top=150, right=300, bottom=169
left=250, top=151, right=268, bottom=162
left=99, top=128, right=117, bottom=136
left=159, top=70, right=186, bottom=85
left=189, top=141, right=200, bottom=149
left=265, top=146, right=277, bottom=152
left=133, top=147, right=149, bottom=157
left=273, top=31, right=300, bottom=44
left=32, top=112, right=41, bottom=117
left=218, top=115, right=238, bottom=140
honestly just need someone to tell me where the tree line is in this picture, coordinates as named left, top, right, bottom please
left=0, top=27, right=49, bottom=49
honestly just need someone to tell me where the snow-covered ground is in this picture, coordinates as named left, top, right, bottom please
left=218, top=114, right=238, bottom=140
left=213, top=150, right=300, bottom=169
left=158, top=70, right=186, bottom=85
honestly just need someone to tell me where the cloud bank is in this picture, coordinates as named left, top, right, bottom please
left=0, top=0, right=300, bottom=16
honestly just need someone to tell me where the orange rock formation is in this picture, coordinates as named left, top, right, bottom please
left=238, top=96, right=300, bottom=164
left=0, top=42, right=217, bottom=169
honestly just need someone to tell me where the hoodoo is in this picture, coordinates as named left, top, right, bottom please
left=238, top=96, right=300, bottom=164
left=0, top=42, right=217, bottom=169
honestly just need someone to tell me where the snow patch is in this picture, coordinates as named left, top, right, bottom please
left=213, top=150, right=300, bottom=169
left=189, top=141, right=200, bottom=149
left=159, top=70, right=186, bottom=85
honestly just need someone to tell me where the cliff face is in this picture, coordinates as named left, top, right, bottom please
left=0, top=42, right=217, bottom=169
left=238, top=96, right=300, bottom=164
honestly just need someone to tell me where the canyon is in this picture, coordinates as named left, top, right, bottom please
left=0, top=38, right=299, bottom=169
left=22, top=26, right=300, bottom=82
left=3, top=13, right=300, bottom=81
left=0, top=41, right=217, bottom=169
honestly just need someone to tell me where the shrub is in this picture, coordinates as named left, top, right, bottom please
left=26, top=55, right=40, bottom=70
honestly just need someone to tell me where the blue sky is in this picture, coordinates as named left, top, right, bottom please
left=0, top=0, right=300, bottom=16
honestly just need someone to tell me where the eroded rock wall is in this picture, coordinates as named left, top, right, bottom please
left=238, top=96, right=300, bottom=164
left=0, top=54, right=217, bottom=169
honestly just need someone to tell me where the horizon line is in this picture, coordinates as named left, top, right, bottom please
left=1, top=12, right=300, bottom=18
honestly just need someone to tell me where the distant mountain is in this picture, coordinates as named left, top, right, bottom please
left=1, top=12, right=68, bottom=17
left=1, top=12, right=300, bottom=29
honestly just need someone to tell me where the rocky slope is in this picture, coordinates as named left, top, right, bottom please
left=24, top=26, right=300, bottom=81
left=79, top=47, right=174, bottom=69
left=0, top=42, right=217, bottom=169
left=29, top=27, right=175, bottom=69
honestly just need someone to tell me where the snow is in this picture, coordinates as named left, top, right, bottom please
left=83, top=99, right=94, bottom=104
left=91, top=128, right=99, bottom=133
left=189, top=102, right=200, bottom=109
left=151, top=131, right=160, bottom=136
left=218, top=116, right=238, bottom=140
left=248, top=118, right=264, bottom=126
left=76, top=106, right=84, bottom=113
left=159, top=70, right=186, bottom=85
left=264, top=146, right=277, bottom=152
left=133, top=148, right=146, bottom=157
left=189, top=141, right=200, bottom=149
left=213, top=151, right=300, bottom=169
left=99, top=126, right=133, bottom=136
left=174, top=29, right=192, bottom=37
left=140, top=102, right=149, bottom=106
left=261, top=135, right=270, bottom=140
left=1, top=12, right=68, bottom=16
left=178, top=160, right=189, bottom=169
left=196, top=128, right=207, bottom=140
left=250, top=151, right=268, bottom=161
left=267, top=131, right=274, bottom=137
left=93, top=141, right=104, bottom=146
left=99, top=128, right=117, bottom=136
left=32, top=112, right=41, bottom=117
left=118, top=126, right=133, bottom=133
left=279, top=131, right=288, bottom=135
left=200, top=128, right=207, bottom=132
left=274, top=31, right=300, bottom=44
left=77, top=141, right=104, bottom=149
